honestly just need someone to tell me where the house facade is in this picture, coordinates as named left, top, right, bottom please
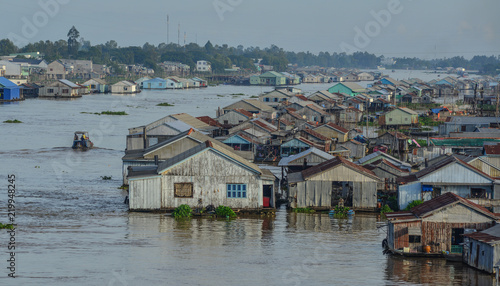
left=142, top=78, right=167, bottom=89
left=128, top=141, right=275, bottom=210
left=0, top=77, right=21, bottom=101
left=288, top=156, right=381, bottom=210
left=385, top=192, right=498, bottom=255
left=111, top=81, right=139, bottom=94
left=39, top=79, right=81, bottom=97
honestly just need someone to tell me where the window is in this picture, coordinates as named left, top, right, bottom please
left=389, top=118, right=393, bottom=122
left=62, top=89, right=68, bottom=94
left=174, top=183, right=193, bottom=198
left=48, top=88, right=54, bottom=93
left=264, top=97, right=270, bottom=102
left=224, top=120, right=229, bottom=125
left=227, top=184, right=247, bottom=198
left=409, top=235, right=421, bottom=243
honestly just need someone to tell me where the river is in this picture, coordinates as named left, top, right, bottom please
left=0, top=77, right=495, bottom=285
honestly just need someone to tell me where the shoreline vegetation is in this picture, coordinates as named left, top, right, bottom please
left=81, top=111, right=128, bottom=115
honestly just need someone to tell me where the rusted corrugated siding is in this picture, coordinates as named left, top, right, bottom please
left=422, top=222, right=494, bottom=253
left=392, top=221, right=421, bottom=250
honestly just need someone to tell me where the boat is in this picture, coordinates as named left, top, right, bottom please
left=329, top=209, right=355, bottom=216
left=72, top=131, right=93, bottom=150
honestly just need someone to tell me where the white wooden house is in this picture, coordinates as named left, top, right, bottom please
left=39, top=79, right=82, bottom=97
left=288, top=156, right=381, bottom=210
left=128, top=140, right=275, bottom=211
left=111, top=81, right=139, bottom=94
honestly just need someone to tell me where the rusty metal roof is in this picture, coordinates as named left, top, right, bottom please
left=302, top=128, right=330, bottom=142
left=484, top=143, right=500, bottom=155
left=465, top=224, right=500, bottom=244
left=322, top=122, right=349, bottom=134
left=411, top=192, right=496, bottom=219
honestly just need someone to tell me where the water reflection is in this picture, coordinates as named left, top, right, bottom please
left=385, top=253, right=495, bottom=285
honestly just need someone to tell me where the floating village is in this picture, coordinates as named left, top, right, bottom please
left=4, top=52, right=500, bottom=279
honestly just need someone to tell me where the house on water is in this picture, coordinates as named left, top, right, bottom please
left=142, top=77, right=167, bottom=89
left=327, top=82, right=366, bottom=97
left=397, top=155, right=500, bottom=210
left=127, top=140, right=276, bottom=211
left=288, top=156, right=382, bottom=211
left=39, top=79, right=82, bottom=98
left=0, top=77, right=21, bottom=101
left=82, top=78, right=108, bottom=93
left=385, top=192, right=498, bottom=256
left=111, top=81, right=139, bottom=94
left=463, top=224, right=500, bottom=274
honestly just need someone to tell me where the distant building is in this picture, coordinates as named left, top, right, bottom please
left=196, top=60, right=211, bottom=72
left=328, top=82, right=366, bottom=96
left=39, top=79, right=82, bottom=98
left=0, top=77, right=21, bottom=101
left=82, top=78, right=108, bottom=93
left=142, top=78, right=167, bottom=89
left=46, top=60, right=67, bottom=80
left=110, top=81, right=139, bottom=94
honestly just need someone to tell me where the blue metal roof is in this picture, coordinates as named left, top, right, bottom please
left=223, top=135, right=251, bottom=144
left=0, top=77, right=18, bottom=88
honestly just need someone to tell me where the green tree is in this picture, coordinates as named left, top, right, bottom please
left=0, top=39, right=18, bottom=56
left=67, top=26, right=80, bottom=56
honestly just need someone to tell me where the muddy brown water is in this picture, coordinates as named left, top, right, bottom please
left=0, top=81, right=494, bottom=285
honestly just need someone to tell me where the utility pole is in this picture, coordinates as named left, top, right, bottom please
left=178, top=23, right=180, bottom=46
left=167, top=14, right=169, bottom=44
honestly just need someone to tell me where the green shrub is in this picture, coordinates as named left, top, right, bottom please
left=292, top=207, right=315, bottom=214
left=215, top=205, right=236, bottom=218
left=157, top=102, right=174, bottom=107
left=380, top=204, right=393, bottom=214
left=3, top=119, right=22, bottom=123
left=332, top=205, right=351, bottom=218
left=100, top=111, right=128, bottom=115
left=404, top=200, right=423, bottom=211
left=172, top=204, right=192, bottom=219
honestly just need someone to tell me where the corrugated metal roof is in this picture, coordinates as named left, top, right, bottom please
left=322, top=122, right=349, bottom=134
left=196, top=116, right=222, bottom=127
left=445, top=116, right=500, bottom=125
left=278, top=147, right=333, bottom=167
left=398, top=107, right=419, bottom=115
left=0, top=77, right=18, bottom=88
left=484, top=143, right=500, bottom=155
left=465, top=224, right=500, bottom=244
left=302, top=128, right=330, bottom=141
left=164, top=121, right=193, bottom=133
left=301, top=156, right=380, bottom=181
left=59, top=79, right=79, bottom=88
left=234, top=108, right=254, bottom=118
left=410, top=192, right=496, bottom=219
left=398, top=155, right=495, bottom=184
left=170, top=113, right=211, bottom=130
left=157, top=140, right=261, bottom=175
left=356, top=151, right=412, bottom=170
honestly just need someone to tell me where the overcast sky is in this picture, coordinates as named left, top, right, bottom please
left=2, top=0, right=499, bottom=59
